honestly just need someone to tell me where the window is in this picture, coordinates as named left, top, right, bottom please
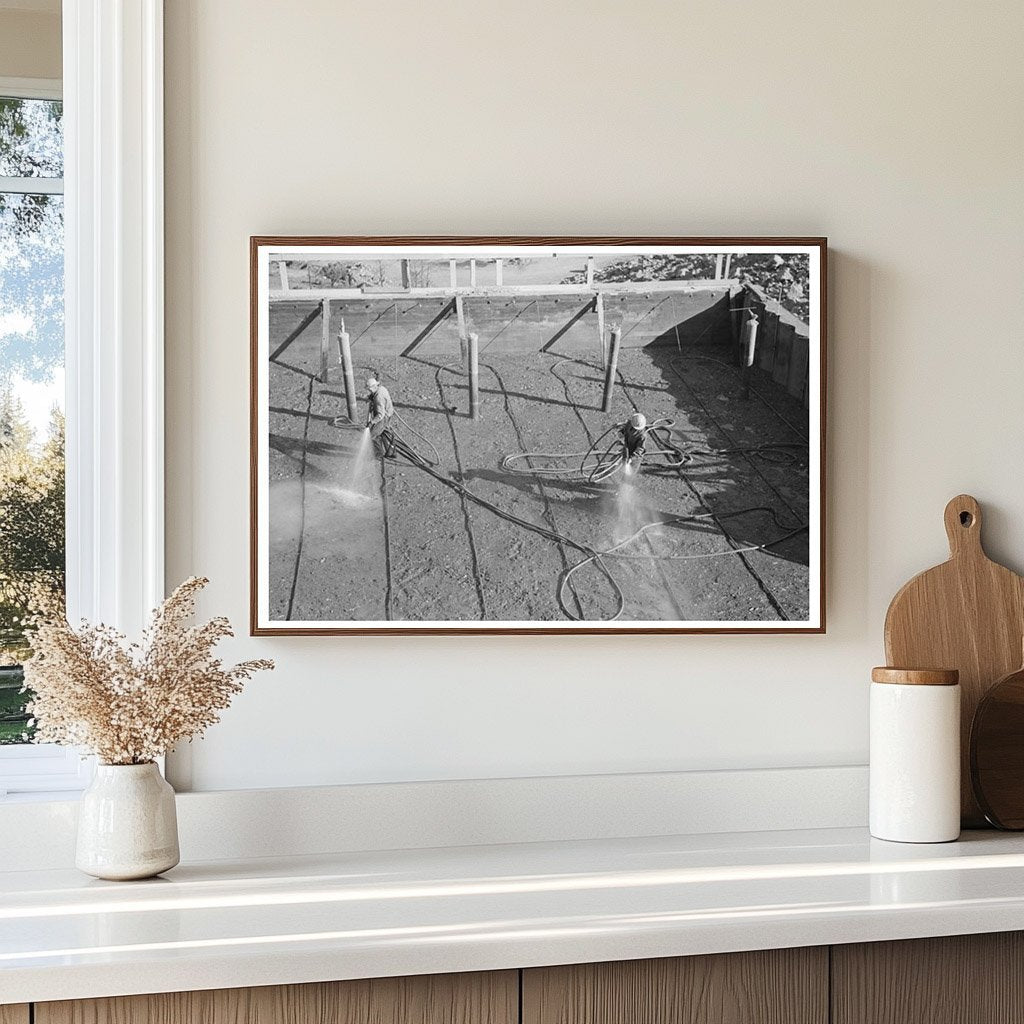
left=0, top=87, right=66, bottom=734
left=0, top=79, right=81, bottom=795
left=0, top=5, right=166, bottom=798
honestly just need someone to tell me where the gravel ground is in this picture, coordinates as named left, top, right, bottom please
left=265, top=318, right=811, bottom=624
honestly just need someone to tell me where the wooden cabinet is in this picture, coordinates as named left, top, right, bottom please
left=832, top=932, right=1024, bottom=1024
left=522, top=948, right=828, bottom=1024
left=34, top=972, right=517, bottom=1024
left=13, top=933, right=1024, bottom=1024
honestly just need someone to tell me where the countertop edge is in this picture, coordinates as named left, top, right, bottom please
left=8, top=899, right=1024, bottom=1005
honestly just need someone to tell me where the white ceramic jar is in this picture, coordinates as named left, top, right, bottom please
left=870, top=667, right=961, bottom=843
left=76, top=762, right=180, bottom=880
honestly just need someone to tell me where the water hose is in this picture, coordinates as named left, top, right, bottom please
left=391, top=409, right=441, bottom=465
left=369, top=361, right=809, bottom=621
left=387, top=433, right=807, bottom=622
left=500, top=418, right=686, bottom=484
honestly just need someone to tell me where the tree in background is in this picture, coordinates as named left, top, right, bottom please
left=0, top=393, right=65, bottom=742
left=0, top=97, right=64, bottom=387
left=0, top=392, right=64, bottom=644
left=0, top=97, right=62, bottom=230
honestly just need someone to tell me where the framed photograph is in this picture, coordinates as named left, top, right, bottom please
left=250, top=237, right=826, bottom=634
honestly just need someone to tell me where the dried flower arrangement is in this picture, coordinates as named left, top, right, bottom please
left=23, top=577, right=273, bottom=765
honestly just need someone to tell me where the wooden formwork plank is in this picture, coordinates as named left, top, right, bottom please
left=541, top=299, right=598, bottom=354
left=787, top=332, right=810, bottom=400
left=320, top=297, right=332, bottom=382
left=755, top=309, right=776, bottom=372
left=772, top=322, right=794, bottom=388
left=269, top=301, right=322, bottom=363
left=455, top=294, right=467, bottom=340
left=400, top=298, right=455, bottom=357
left=269, top=279, right=736, bottom=303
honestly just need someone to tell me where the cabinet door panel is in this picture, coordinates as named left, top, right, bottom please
left=36, top=971, right=517, bottom=1024
left=0, top=1007, right=29, bottom=1024
left=832, top=932, right=1024, bottom=1024
left=523, top=948, right=827, bottom=1024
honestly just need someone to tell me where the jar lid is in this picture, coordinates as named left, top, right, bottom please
left=871, top=667, right=959, bottom=686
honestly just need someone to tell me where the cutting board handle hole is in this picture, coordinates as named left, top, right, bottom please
left=960, top=511, right=974, bottom=527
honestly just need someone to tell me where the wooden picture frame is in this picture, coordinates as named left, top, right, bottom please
left=250, top=237, right=826, bottom=635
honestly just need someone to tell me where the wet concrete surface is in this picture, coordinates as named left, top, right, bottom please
left=265, top=298, right=811, bottom=625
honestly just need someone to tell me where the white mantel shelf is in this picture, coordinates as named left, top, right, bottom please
left=5, top=826, right=1024, bottom=1004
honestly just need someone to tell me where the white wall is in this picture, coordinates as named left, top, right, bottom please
left=164, top=0, right=1024, bottom=792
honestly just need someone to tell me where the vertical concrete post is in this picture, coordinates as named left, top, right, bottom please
left=449, top=259, right=458, bottom=288
left=468, top=331, right=480, bottom=420
left=400, top=259, right=411, bottom=289
left=601, top=326, right=621, bottom=413
left=586, top=256, right=595, bottom=288
left=277, top=261, right=289, bottom=291
left=742, top=312, right=759, bottom=366
left=723, top=252, right=733, bottom=279
left=715, top=253, right=724, bottom=280
left=455, top=294, right=467, bottom=362
left=320, top=298, right=331, bottom=382
left=469, top=259, right=477, bottom=288
left=595, top=292, right=606, bottom=363
left=741, top=312, right=759, bottom=400
left=339, top=329, right=357, bottom=421
left=494, top=259, right=503, bottom=286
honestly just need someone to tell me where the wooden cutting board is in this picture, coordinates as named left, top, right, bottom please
left=884, top=494, right=1024, bottom=826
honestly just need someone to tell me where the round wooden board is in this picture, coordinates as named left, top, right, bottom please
left=971, top=663, right=1024, bottom=829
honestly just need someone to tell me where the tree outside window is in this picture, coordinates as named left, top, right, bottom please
left=0, top=94, right=65, bottom=744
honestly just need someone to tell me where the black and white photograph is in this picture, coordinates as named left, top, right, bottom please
left=251, top=239, right=825, bottom=633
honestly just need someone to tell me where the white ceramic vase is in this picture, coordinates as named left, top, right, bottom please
left=76, top=762, right=180, bottom=880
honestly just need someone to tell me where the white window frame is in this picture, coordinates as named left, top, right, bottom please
left=0, top=0, right=164, bottom=798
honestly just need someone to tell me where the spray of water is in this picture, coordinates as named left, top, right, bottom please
left=348, top=428, right=372, bottom=488
left=323, top=428, right=376, bottom=508
left=602, top=460, right=653, bottom=547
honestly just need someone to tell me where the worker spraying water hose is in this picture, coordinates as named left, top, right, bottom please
left=502, top=417, right=804, bottom=483
left=363, top=371, right=396, bottom=458
left=620, top=412, right=648, bottom=476
left=332, top=370, right=440, bottom=465
left=501, top=414, right=686, bottom=484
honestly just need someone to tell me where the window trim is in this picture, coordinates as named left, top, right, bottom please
left=0, top=175, right=63, bottom=194
left=0, top=76, right=62, bottom=101
left=0, top=744, right=92, bottom=797
left=63, top=0, right=165, bottom=636
left=0, top=0, right=165, bottom=796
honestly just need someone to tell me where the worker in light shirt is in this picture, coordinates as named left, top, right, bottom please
left=619, top=411, right=648, bottom=475
left=365, top=371, right=395, bottom=458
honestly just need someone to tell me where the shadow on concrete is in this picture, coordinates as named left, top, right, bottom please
left=642, top=306, right=811, bottom=566
left=269, top=431, right=363, bottom=463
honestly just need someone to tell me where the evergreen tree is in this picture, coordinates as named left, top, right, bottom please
left=0, top=391, right=65, bottom=665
